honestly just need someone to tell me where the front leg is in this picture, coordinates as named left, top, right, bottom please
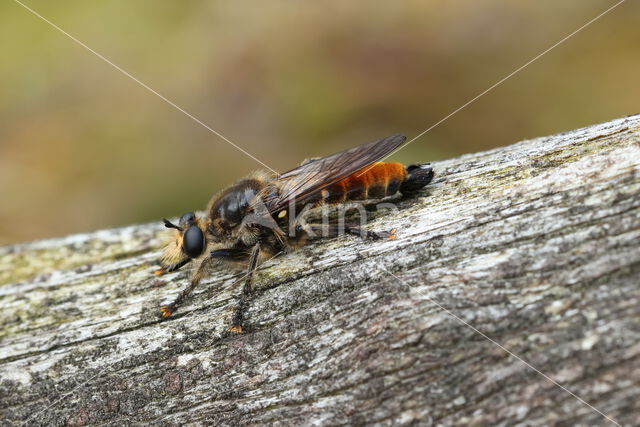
left=159, top=246, right=250, bottom=318
left=154, top=258, right=191, bottom=276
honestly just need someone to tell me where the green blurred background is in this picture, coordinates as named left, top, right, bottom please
left=1, top=1, right=638, bottom=244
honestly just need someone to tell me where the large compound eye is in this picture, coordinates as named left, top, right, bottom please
left=182, top=226, right=205, bottom=258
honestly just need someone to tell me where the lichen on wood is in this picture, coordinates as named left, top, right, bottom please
left=1, top=115, right=640, bottom=425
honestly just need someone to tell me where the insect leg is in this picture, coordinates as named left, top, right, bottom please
left=230, top=242, right=261, bottom=333
left=154, top=258, right=191, bottom=276
left=159, top=247, right=248, bottom=318
left=301, top=223, right=396, bottom=240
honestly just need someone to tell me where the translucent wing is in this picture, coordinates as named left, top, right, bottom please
left=265, top=134, right=405, bottom=214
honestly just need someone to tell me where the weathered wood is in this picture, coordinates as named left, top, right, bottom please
left=1, top=116, right=640, bottom=426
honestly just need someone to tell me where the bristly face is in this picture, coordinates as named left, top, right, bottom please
left=161, top=212, right=207, bottom=264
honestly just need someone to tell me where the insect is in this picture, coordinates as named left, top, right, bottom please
left=155, top=134, right=434, bottom=332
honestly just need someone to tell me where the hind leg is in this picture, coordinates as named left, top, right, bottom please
left=299, top=223, right=396, bottom=240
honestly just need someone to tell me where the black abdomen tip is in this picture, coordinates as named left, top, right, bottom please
left=400, top=164, right=434, bottom=194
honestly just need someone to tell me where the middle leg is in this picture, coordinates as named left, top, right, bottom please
left=230, top=242, right=261, bottom=333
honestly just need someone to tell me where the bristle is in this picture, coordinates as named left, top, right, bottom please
left=161, top=229, right=184, bottom=265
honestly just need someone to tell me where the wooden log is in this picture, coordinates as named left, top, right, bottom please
left=1, top=115, right=639, bottom=425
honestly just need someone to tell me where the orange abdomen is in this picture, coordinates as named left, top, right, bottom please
left=323, top=162, right=407, bottom=204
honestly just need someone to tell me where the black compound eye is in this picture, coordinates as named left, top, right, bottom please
left=182, top=226, right=205, bottom=258
left=179, top=212, right=196, bottom=228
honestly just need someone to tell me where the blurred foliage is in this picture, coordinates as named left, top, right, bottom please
left=0, top=0, right=639, bottom=243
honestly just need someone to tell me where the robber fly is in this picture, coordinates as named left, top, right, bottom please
left=155, top=134, right=434, bottom=332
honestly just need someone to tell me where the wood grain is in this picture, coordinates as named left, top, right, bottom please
left=1, top=115, right=639, bottom=425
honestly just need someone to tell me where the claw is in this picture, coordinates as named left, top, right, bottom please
left=154, top=267, right=166, bottom=276
left=388, top=228, right=397, bottom=239
left=160, top=304, right=176, bottom=318
left=229, top=325, right=244, bottom=334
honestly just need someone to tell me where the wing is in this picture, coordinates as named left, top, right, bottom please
left=265, top=134, right=405, bottom=214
